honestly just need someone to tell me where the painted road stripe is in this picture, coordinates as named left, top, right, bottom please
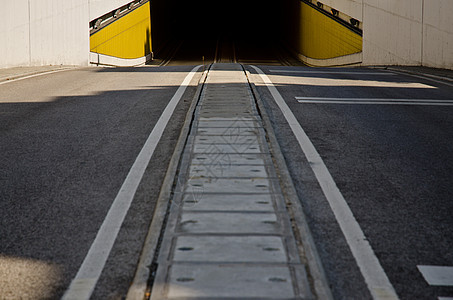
left=251, top=65, right=399, bottom=300
left=269, top=70, right=395, bottom=75
left=296, top=97, right=453, bottom=106
left=62, top=65, right=202, bottom=300
left=388, top=69, right=453, bottom=88
left=418, top=265, right=453, bottom=286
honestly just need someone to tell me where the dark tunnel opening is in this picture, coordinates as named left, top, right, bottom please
left=150, top=0, right=301, bottom=65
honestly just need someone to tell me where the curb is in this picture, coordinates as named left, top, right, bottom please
left=245, top=68, right=334, bottom=300
left=384, top=67, right=453, bottom=83
left=0, top=67, right=76, bottom=84
left=125, top=67, right=208, bottom=300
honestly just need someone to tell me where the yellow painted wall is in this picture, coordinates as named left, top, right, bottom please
left=291, top=1, right=362, bottom=60
left=90, top=2, right=152, bottom=59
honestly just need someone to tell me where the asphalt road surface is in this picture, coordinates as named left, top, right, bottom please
left=0, top=66, right=203, bottom=299
left=1, top=61, right=452, bottom=300
left=247, top=65, right=453, bottom=300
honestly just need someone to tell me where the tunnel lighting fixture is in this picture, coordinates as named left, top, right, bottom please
left=350, top=18, right=359, bottom=27
left=331, top=9, right=338, bottom=16
left=317, top=2, right=323, bottom=8
left=94, top=18, right=102, bottom=29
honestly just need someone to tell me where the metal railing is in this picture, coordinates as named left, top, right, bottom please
left=89, top=0, right=149, bottom=35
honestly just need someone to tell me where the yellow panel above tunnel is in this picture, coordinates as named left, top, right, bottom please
left=297, top=1, right=362, bottom=60
left=90, top=2, right=152, bottom=60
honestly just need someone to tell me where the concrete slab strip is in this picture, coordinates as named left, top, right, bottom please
left=173, top=236, right=287, bottom=262
left=148, top=64, right=328, bottom=300
left=189, top=164, right=269, bottom=178
left=177, top=212, right=280, bottom=234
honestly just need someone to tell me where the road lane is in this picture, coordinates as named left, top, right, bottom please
left=0, top=66, right=203, bottom=299
left=248, top=66, right=453, bottom=300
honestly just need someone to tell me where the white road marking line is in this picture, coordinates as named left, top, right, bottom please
left=268, top=70, right=395, bottom=75
left=0, top=68, right=73, bottom=85
left=296, top=97, right=453, bottom=106
left=251, top=65, right=399, bottom=300
left=438, top=297, right=453, bottom=300
left=417, top=265, right=453, bottom=286
left=62, top=65, right=202, bottom=300
left=388, top=69, right=453, bottom=88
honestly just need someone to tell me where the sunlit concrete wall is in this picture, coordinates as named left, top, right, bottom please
left=336, top=0, right=452, bottom=69
left=284, top=0, right=452, bottom=69
left=362, top=1, right=425, bottom=66
left=0, top=1, right=30, bottom=67
left=419, top=0, right=452, bottom=69
left=0, top=0, right=90, bottom=68
left=90, top=0, right=133, bottom=20
left=0, top=0, right=145, bottom=68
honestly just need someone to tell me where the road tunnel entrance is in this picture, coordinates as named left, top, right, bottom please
left=89, top=0, right=363, bottom=67
left=150, top=0, right=299, bottom=65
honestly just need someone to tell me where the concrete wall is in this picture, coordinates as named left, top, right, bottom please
left=0, top=1, right=31, bottom=67
left=284, top=0, right=452, bottom=69
left=2, top=0, right=452, bottom=69
left=421, top=0, right=453, bottom=69
left=329, top=0, right=453, bottom=69
left=89, top=0, right=133, bottom=20
left=0, top=0, right=137, bottom=68
left=0, top=0, right=90, bottom=68
left=362, top=0, right=425, bottom=66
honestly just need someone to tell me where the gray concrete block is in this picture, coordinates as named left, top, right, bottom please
left=181, top=193, right=274, bottom=211
left=193, top=143, right=262, bottom=154
left=173, top=236, right=287, bottom=262
left=186, top=178, right=271, bottom=194
left=166, top=264, right=295, bottom=298
left=191, top=153, right=269, bottom=166
left=178, top=212, right=280, bottom=234
left=189, top=164, right=268, bottom=178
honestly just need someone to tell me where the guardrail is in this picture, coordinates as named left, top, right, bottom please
left=89, top=0, right=149, bottom=35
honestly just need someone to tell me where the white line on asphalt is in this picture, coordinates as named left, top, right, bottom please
left=0, top=68, right=73, bottom=85
left=268, top=70, right=395, bottom=75
left=417, top=265, right=453, bottom=286
left=62, top=65, right=202, bottom=300
left=251, top=65, right=399, bottom=300
left=387, top=69, right=453, bottom=88
left=296, top=96, right=453, bottom=106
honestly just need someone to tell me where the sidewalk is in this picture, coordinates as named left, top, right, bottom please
left=0, top=65, right=77, bottom=83
left=148, top=63, right=330, bottom=299
left=379, top=65, right=453, bottom=82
